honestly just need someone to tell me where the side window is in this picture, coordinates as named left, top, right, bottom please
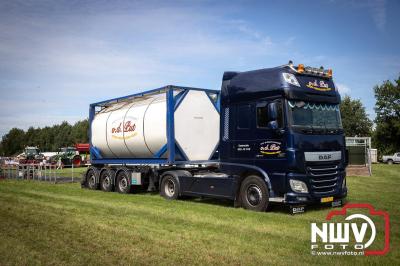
left=256, top=100, right=284, bottom=128
left=237, top=104, right=251, bottom=129
left=397, top=153, right=400, bottom=157
left=256, top=103, right=268, bottom=128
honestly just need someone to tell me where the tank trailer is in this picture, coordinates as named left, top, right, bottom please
left=82, top=62, right=348, bottom=213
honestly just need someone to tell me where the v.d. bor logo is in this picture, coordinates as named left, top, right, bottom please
left=311, top=204, right=390, bottom=256
left=306, top=79, right=332, bottom=92
left=259, top=141, right=281, bottom=155
left=111, top=117, right=137, bottom=140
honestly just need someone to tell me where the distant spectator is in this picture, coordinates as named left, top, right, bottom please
left=57, top=157, right=63, bottom=169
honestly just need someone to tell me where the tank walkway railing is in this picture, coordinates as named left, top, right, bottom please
left=0, top=163, right=86, bottom=183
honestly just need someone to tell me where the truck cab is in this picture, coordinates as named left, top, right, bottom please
left=218, top=62, right=347, bottom=208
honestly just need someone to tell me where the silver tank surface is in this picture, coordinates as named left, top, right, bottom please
left=91, top=90, right=220, bottom=160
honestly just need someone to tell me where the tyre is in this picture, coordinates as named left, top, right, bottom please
left=239, top=175, right=269, bottom=212
left=160, top=174, right=180, bottom=200
left=116, top=170, right=130, bottom=194
left=100, top=169, right=113, bottom=192
left=72, top=155, right=82, bottom=167
left=387, top=160, right=393, bottom=165
left=86, top=168, right=98, bottom=190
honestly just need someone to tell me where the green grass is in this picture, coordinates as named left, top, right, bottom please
left=0, top=164, right=398, bottom=265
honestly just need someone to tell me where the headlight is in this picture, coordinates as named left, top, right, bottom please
left=282, top=73, right=300, bottom=87
left=342, top=177, right=346, bottom=189
left=289, top=179, right=308, bottom=193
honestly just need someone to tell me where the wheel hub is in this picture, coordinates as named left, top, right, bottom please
left=246, top=185, right=262, bottom=206
left=103, top=175, right=111, bottom=187
left=89, top=175, right=96, bottom=187
left=119, top=177, right=128, bottom=191
left=165, top=179, right=175, bottom=197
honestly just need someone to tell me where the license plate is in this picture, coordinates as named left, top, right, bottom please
left=321, top=196, right=334, bottom=203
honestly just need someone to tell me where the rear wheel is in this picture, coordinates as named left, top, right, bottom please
left=116, top=171, right=130, bottom=194
left=87, top=169, right=97, bottom=190
left=240, top=175, right=269, bottom=212
left=387, top=160, right=393, bottom=165
left=72, top=156, right=82, bottom=167
left=160, top=174, right=180, bottom=200
left=100, top=170, right=113, bottom=192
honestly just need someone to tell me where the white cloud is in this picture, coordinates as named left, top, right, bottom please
left=368, top=0, right=386, bottom=31
left=343, top=0, right=387, bottom=31
left=336, top=83, right=351, bottom=95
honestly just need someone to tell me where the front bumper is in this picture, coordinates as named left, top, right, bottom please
left=283, top=187, right=347, bottom=205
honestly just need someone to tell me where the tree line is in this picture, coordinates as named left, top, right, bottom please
left=0, top=77, right=399, bottom=157
left=340, top=76, right=400, bottom=156
left=0, top=120, right=89, bottom=156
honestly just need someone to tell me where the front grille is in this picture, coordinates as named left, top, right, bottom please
left=306, top=161, right=340, bottom=195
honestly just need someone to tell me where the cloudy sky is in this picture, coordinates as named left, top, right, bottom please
left=0, top=0, right=399, bottom=137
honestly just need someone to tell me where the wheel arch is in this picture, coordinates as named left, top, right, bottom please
left=218, top=163, right=273, bottom=205
left=159, top=170, right=191, bottom=195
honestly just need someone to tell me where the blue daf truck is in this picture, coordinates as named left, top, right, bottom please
left=83, top=62, right=348, bottom=213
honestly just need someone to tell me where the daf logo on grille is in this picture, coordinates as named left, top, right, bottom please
left=319, top=154, right=332, bottom=160
left=304, top=151, right=341, bottom=162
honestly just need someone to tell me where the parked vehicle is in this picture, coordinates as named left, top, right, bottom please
left=382, top=152, right=400, bottom=164
left=82, top=62, right=348, bottom=213
left=50, top=147, right=82, bottom=167
left=17, top=146, right=45, bottom=164
left=75, top=143, right=90, bottom=165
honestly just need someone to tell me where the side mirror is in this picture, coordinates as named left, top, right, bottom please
left=268, top=120, right=278, bottom=130
left=268, top=102, right=277, bottom=121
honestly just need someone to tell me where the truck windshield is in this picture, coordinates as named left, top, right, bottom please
left=288, top=100, right=342, bottom=130
left=26, top=149, right=39, bottom=156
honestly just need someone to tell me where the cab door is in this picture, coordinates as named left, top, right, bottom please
left=231, top=103, right=255, bottom=165
left=253, top=99, right=286, bottom=172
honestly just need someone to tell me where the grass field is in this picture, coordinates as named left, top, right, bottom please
left=0, top=164, right=399, bottom=265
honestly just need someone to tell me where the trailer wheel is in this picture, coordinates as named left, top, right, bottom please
left=240, top=175, right=269, bottom=212
left=87, top=169, right=98, bottom=190
left=160, top=174, right=180, bottom=200
left=100, top=170, right=113, bottom=192
left=116, top=171, right=130, bottom=194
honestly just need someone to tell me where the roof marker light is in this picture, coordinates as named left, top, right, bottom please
left=297, top=64, right=304, bottom=73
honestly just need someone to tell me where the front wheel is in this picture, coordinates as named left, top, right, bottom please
left=160, top=175, right=180, bottom=200
left=239, top=175, right=269, bottom=212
